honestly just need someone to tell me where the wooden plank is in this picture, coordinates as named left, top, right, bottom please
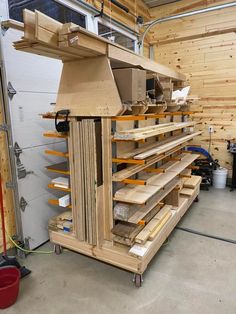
left=68, top=32, right=107, bottom=55
left=35, top=10, right=62, bottom=46
left=183, top=175, right=202, bottom=189
left=23, top=9, right=36, bottom=41
left=113, top=154, right=198, bottom=204
left=113, top=122, right=195, bottom=141
left=148, top=212, right=172, bottom=241
left=112, top=143, right=188, bottom=182
left=108, top=45, right=186, bottom=81
left=135, top=205, right=172, bottom=244
left=134, top=132, right=201, bottom=159
left=2, top=19, right=24, bottom=32
left=127, top=179, right=180, bottom=224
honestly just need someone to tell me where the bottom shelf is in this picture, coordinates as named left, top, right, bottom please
left=50, top=183, right=200, bottom=274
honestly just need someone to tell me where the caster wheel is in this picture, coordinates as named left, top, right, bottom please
left=194, top=196, right=199, bottom=203
left=133, top=273, right=143, bottom=288
left=54, top=244, right=62, bottom=255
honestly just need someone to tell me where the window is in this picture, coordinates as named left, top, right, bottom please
left=8, top=0, right=86, bottom=27
left=98, top=22, right=135, bottom=51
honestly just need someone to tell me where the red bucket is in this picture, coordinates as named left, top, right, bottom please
left=0, top=266, right=20, bottom=309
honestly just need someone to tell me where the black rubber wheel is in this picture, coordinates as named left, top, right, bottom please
left=134, top=274, right=142, bottom=288
left=54, top=244, right=62, bottom=255
left=194, top=196, right=199, bottom=202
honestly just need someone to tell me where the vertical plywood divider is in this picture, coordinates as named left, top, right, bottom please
left=101, top=118, right=113, bottom=241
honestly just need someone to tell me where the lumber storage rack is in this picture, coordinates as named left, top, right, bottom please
left=9, top=10, right=201, bottom=287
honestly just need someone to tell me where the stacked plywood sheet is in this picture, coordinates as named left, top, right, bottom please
left=69, top=119, right=98, bottom=245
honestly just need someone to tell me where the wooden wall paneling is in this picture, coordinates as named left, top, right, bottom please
left=151, top=0, right=236, bottom=175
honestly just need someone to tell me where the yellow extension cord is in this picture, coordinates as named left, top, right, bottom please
left=6, top=229, right=54, bottom=254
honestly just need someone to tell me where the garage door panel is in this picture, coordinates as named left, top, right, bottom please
left=9, top=91, right=60, bottom=149
left=17, top=143, right=67, bottom=202
left=20, top=193, right=66, bottom=249
left=2, top=29, right=62, bottom=93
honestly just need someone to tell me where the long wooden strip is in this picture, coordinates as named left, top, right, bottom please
left=113, top=122, right=195, bottom=141
left=118, top=133, right=188, bottom=159
left=113, top=154, right=199, bottom=204
left=112, top=143, right=188, bottom=182
left=134, top=132, right=201, bottom=160
left=135, top=205, right=172, bottom=244
left=148, top=212, right=172, bottom=241
left=128, top=179, right=180, bottom=224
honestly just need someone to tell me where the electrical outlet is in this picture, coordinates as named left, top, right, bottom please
left=208, top=126, right=214, bottom=133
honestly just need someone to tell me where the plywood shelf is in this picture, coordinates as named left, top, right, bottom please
left=43, top=131, right=68, bottom=139
left=48, top=184, right=71, bottom=192
left=46, top=162, right=70, bottom=175
left=48, top=199, right=72, bottom=209
left=50, top=184, right=199, bottom=274
left=45, top=149, right=69, bottom=158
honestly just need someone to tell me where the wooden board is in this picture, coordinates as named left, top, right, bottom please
left=113, top=154, right=199, bottom=204
left=183, top=175, right=202, bottom=189
left=134, top=132, right=201, bottom=159
left=113, top=122, right=195, bottom=141
left=135, top=205, right=172, bottom=244
left=127, top=178, right=180, bottom=224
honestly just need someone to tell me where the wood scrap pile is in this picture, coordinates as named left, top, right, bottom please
left=48, top=210, right=72, bottom=233
left=180, top=175, right=202, bottom=198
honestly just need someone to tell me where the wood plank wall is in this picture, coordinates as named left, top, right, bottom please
left=150, top=0, right=236, bottom=175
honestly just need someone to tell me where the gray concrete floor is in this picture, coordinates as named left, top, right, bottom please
left=3, top=188, right=236, bottom=314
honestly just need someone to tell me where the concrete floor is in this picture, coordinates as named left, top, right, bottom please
left=3, top=188, right=236, bottom=314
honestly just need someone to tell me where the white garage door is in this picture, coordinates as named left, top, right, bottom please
left=1, top=28, right=66, bottom=249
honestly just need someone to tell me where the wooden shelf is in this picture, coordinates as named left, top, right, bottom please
left=49, top=184, right=199, bottom=274
left=45, top=149, right=69, bottom=158
left=46, top=162, right=70, bottom=175
left=111, top=111, right=195, bottom=121
left=43, top=131, right=68, bottom=139
left=48, top=183, right=71, bottom=192
left=48, top=199, right=72, bottom=209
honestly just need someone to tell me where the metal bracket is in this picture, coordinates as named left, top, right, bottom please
left=0, top=123, right=9, bottom=132
left=6, top=182, right=16, bottom=189
left=17, top=163, right=34, bottom=180
left=1, top=25, right=8, bottom=36
left=14, top=142, right=22, bottom=159
left=19, top=197, right=28, bottom=212
left=7, top=81, right=17, bottom=99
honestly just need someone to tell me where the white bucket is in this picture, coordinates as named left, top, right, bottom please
left=213, top=168, right=228, bottom=189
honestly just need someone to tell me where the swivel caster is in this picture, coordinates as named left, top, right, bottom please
left=133, top=273, right=143, bottom=288
left=194, top=196, right=199, bottom=202
left=54, top=244, right=63, bottom=255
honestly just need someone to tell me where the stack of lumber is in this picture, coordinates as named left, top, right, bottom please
left=113, top=153, right=199, bottom=204
left=113, top=121, right=195, bottom=141
left=48, top=210, right=72, bottom=233
left=181, top=175, right=202, bottom=198
left=135, top=205, right=172, bottom=244
left=13, top=10, right=185, bottom=79
left=69, top=119, right=97, bottom=245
